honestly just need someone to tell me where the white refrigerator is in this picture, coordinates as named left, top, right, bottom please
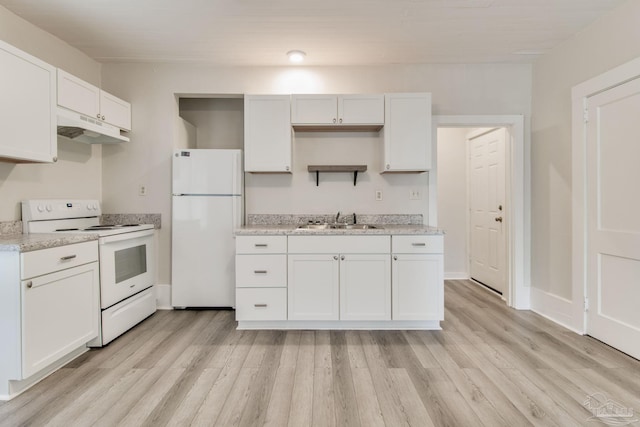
left=171, top=149, right=243, bottom=308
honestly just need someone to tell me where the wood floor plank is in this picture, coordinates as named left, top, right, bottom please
left=288, top=331, right=315, bottom=427
left=351, top=367, right=385, bottom=427
left=330, top=331, right=360, bottom=427
left=388, top=368, right=436, bottom=427
left=165, top=368, right=222, bottom=427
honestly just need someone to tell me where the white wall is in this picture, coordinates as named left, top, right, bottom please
left=437, top=128, right=469, bottom=279
left=100, top=62, right=531, bottom=286
left=0, top=6, right=102, bottom=221
left=179, top=98, right=244, bottom=149
left=531, top=0, right=640, bottom=310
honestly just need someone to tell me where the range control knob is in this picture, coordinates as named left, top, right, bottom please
left=46, top=205, right=53, bottom=212
left=37, top=205, right=45, bottom=213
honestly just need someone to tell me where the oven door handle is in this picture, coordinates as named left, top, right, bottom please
left=99, top=228, right=155, bottom=244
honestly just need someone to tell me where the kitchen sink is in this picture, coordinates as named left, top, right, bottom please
left=296, top=223, right=381, bottom=230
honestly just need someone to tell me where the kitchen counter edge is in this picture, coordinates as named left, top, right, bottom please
left=0, top=233, right=99, bottom=253
left=235, top=224, right=444, bottom=236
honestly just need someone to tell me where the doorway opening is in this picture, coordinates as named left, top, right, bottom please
left=432, top=116, right=528, bottom=309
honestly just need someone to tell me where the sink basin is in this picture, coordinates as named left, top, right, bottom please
left=296, top=223, right=381, bottom=230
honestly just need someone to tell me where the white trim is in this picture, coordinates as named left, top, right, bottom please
left=433, top=115, right=529, bottom=310
left=155, top=284, right=173, bottom=310
left=571, top=56, right=640, bottom=335
left=238, top=320, right=441, bottom=330
left=444, top=272, right=469, bottom=280
left=530, top=288, right=583, bottom=335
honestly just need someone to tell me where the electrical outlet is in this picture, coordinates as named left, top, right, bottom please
left=375, top=190, right=383, bottom=201
left=409, top=189, right=421, bottom=200
left=139, top=184, right=147, bottom=196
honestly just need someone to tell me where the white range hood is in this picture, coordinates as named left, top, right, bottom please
left=56, top=107, right=129, bottom=144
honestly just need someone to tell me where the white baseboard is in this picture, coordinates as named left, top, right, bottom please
left=444, top=272, right=469, bottom=280
left=530, top=287, right=584, bottom=334
left=154, top=284, right=172, bottom=310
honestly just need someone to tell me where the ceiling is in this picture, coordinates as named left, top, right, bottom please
left=0, top=0, right=627, bottom=66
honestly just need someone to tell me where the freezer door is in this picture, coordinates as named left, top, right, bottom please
left=172, top=149, right=242, bottom=195
left=171, top=195, right=241, bottom=307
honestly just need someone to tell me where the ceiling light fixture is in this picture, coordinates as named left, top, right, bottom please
left=287, top=50, right=306, bottom=63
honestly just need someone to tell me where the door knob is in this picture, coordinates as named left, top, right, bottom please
left=495, top=216, right=503, bottom=222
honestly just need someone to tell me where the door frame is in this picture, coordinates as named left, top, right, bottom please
left=571, top=56, right=640, bottom=334
left=431, top=115, right=529, bottom=309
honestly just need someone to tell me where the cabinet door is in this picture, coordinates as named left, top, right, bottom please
left=383, top=93, right=432, bottom=172
left=392, top=254, right=443, bottom=321
left=0, top=40, right=57, bottom=163
left=100, top=90, right=132, bottom=131
left=340, top=254, right=391, bottom=320
left=288, top=254, right=339, bottom=320
left=57, top=68, right=100, bottom=118
left=338, top=95, right=384, bottom=125
left=244, top=95, right=292, bottom=172
left=291, top=95, right=337, bottom=124
left=21, top=262, right=99, bottom=378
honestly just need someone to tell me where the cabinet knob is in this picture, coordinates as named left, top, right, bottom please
left=333, top=118, right=337, bottom=123
left=340, top=255, right=345, bottom=261
left=101, top=115, right=105, bottom=120
left=495, top=216, right=503, bottom=222
left=386, top=164, right=390, bottom=170
left=285, top=166, right=290, bottom=171
left=393, top=256, right=398, bottom=261
left=333, top=255, right=339, bottom=260
left=52, top=157, right=58, bottom=163
left=97, top=113, right=101, bottom=119
left=339, top=118, right=343, bottom=124
left=26, top=281, right=33, bottom=289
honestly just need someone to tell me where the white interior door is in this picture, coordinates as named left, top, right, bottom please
left=469, top=128, right=507, bottom=294
left=586, top=77, right=640, bottom=359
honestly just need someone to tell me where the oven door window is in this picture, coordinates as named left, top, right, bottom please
left=114, top=244, right=147, bottom=283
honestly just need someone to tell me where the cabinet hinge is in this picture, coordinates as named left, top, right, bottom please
left=583, top=108, right=589, bottom=124
left=584, top=297, right=589, bottom=311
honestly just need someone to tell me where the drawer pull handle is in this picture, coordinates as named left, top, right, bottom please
left=60, top=254, right=77, bottom=261
left=411, top=243, right=426, bottom=247
left=254, top=270, right=268, bottom=274
left=254, top=244, right=268, bottom=247
left=254, top=303, right=268, bottom=308
left=26, top=281, right=33, bottom=289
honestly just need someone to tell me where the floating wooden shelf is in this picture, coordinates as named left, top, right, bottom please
left=307, top=165, right=367, bottom=186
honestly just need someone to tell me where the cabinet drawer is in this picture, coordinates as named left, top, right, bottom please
left=392, top=235, right=443, bottom=254
left=288, top=235, right=390, bottom=254
left=236, top=235, right=287, bottom=254
left=236, top=255, right=287, bottom=288
left=236, top=288, right=287, bottom=321
left=21, top=241, right=99, bottom=279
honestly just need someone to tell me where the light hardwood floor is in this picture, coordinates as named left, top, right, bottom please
left=2, top=280, right=640, bottom=426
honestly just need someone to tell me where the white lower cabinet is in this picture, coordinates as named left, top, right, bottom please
left=392, top=235, right=444, bottom=321
left=0, top=240, right=99, bottom=399
left=287, top=236, right=391, bottom=321
left=340, top=254, right=391, bottom=321
left=288, top=254, right=340, bottom=320
left=235, top=236, right=288, bottom=322
left=235, top=233, right=442, bottom=328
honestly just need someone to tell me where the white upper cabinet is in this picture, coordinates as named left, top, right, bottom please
left=0, top=40, right=57, bottom=163
left=99, top=91, right=132, bottom=131
left=291, top=94, right=384, bottom=126
left=244, top=95, right=292, bottom=173
left=57, top=69, right=132, bottom=131
left=382, top=93, right=432, bottom=172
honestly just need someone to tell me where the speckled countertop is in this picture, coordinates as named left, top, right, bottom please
left=236, top=224, right=443, bottom=236
left=0, top=233, right=98, bottom=253
left=237, top=214, right=443, bottom=236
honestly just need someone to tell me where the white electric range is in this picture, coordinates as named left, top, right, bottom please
left=22, top=199, right=157, bottom=346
